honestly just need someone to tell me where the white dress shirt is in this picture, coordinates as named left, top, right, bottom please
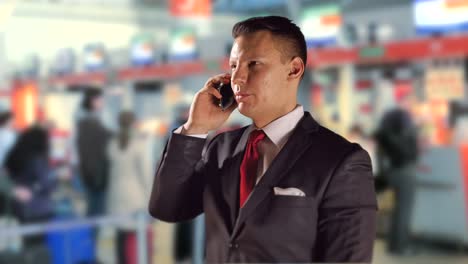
left=243, top=105, right=304, bottom=183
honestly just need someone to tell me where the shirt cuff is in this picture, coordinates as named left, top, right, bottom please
left=173, top=125, right=208, bottom=139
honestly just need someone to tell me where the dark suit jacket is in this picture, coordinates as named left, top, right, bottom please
left=77, top=115, right=111, bottom=191
left=149, top=112, right=377, bottom=263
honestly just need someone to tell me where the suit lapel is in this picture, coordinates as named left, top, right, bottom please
left=222, top=126, right=250, bottom=232
left=231, top=112, right=319, bottom=239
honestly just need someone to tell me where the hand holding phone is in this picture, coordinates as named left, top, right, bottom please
left=182, top=74, right=236, bottom=134
left=217, top=82, right=235, bottom=111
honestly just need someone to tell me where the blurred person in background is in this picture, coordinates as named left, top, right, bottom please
left=374, top=91, right=419, bottom=255
left=0, top=111, right=32, bottom=216
left=76, top=87, right=112, bottom=217
left=453, top=115, right=468, bottom=145
left=4, top=124, right=55, bottom=255
left=347, top=124, right=377, bottom=175
left=107, top=111, right=153, bottom=264
left=150, top=16, right=377, bottom=263
left=0, top=111, right=16, bottom=166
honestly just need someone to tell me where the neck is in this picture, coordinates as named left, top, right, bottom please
left=253, top=102, right=297, bottom=128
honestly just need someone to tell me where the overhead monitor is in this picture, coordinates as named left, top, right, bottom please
left=300, top=4, right=342, bottom=48
left=414, top=0, right=468, bottom=35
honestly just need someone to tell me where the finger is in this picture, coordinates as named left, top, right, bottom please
left=221, top=73, right=231, bottom=83
left=206, top=73, right=231, bottom=88
left=201, top=86, right=222, bottom=99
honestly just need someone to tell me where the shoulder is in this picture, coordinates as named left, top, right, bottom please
left=316, top=125, right=356, bottom=151
left=206, top=126, right=248, bottom=150
left=304, top=124, right=367, bottom=167
left=299, top=112, right=357, bottom=154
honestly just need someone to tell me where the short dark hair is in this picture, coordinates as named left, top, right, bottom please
left=232, top=16, right=307, bottom=68
left=6, top=125, right=49, bottom=176
left=81, top=86, right=103, bottom=111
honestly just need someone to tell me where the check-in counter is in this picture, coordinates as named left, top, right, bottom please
left=411, top=146, right=468, bottom=246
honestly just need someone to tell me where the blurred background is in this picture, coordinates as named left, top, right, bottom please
left=0, top=0, right=467, bottom=263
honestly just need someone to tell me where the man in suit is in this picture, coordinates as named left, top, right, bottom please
left=149, top=16, right=377, bottom=263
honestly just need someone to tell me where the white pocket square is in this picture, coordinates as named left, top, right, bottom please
left=273, top=187, right=306, bottom=197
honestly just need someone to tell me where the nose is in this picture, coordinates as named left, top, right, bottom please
left=231, top=66, right=247, bottom=91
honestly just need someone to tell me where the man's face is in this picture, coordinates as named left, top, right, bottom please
left=92, top=96, right=104, bottom=111
left=229, top=31, right=297, bottom=125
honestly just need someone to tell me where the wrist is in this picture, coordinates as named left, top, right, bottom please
left=182, top=123, right=210, bottom=135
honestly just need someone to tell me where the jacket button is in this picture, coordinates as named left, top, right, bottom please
left=234, top=243, right=239, bottom=248
left=228, top=243, right=233, bottom=248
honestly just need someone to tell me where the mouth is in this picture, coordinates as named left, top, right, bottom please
left=235, top=92, right=250, bottom=102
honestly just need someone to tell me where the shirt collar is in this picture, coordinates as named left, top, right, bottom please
left=248, top=105, right=304, bottom=148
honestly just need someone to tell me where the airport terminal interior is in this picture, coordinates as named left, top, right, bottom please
left=0, top=0, right=468, bottom=263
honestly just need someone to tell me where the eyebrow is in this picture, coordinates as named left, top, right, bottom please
left=229, top=57, right=265, bottom=63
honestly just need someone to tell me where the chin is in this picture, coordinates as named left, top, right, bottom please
left=237, top=103, right=254, bottom=118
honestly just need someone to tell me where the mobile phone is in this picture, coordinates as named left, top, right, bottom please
left=217, top=82, right=235, bottom=111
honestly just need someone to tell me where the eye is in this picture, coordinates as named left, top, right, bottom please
left=229, top=64, right=237, bottom=70
left=248, top=61, right=260, bottom=67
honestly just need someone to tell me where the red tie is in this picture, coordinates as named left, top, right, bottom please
left=239, top=129, right=266, bottom=208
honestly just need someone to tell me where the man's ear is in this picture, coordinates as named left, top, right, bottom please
left=288, top=57, right=305, bottom=80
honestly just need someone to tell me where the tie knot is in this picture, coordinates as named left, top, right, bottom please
left=249, top=129, right=265, bottom=145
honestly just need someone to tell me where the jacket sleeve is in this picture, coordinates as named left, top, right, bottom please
left=148, top=132, right=209, bottom=222
left=314, top=145, right=378, bottom=263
